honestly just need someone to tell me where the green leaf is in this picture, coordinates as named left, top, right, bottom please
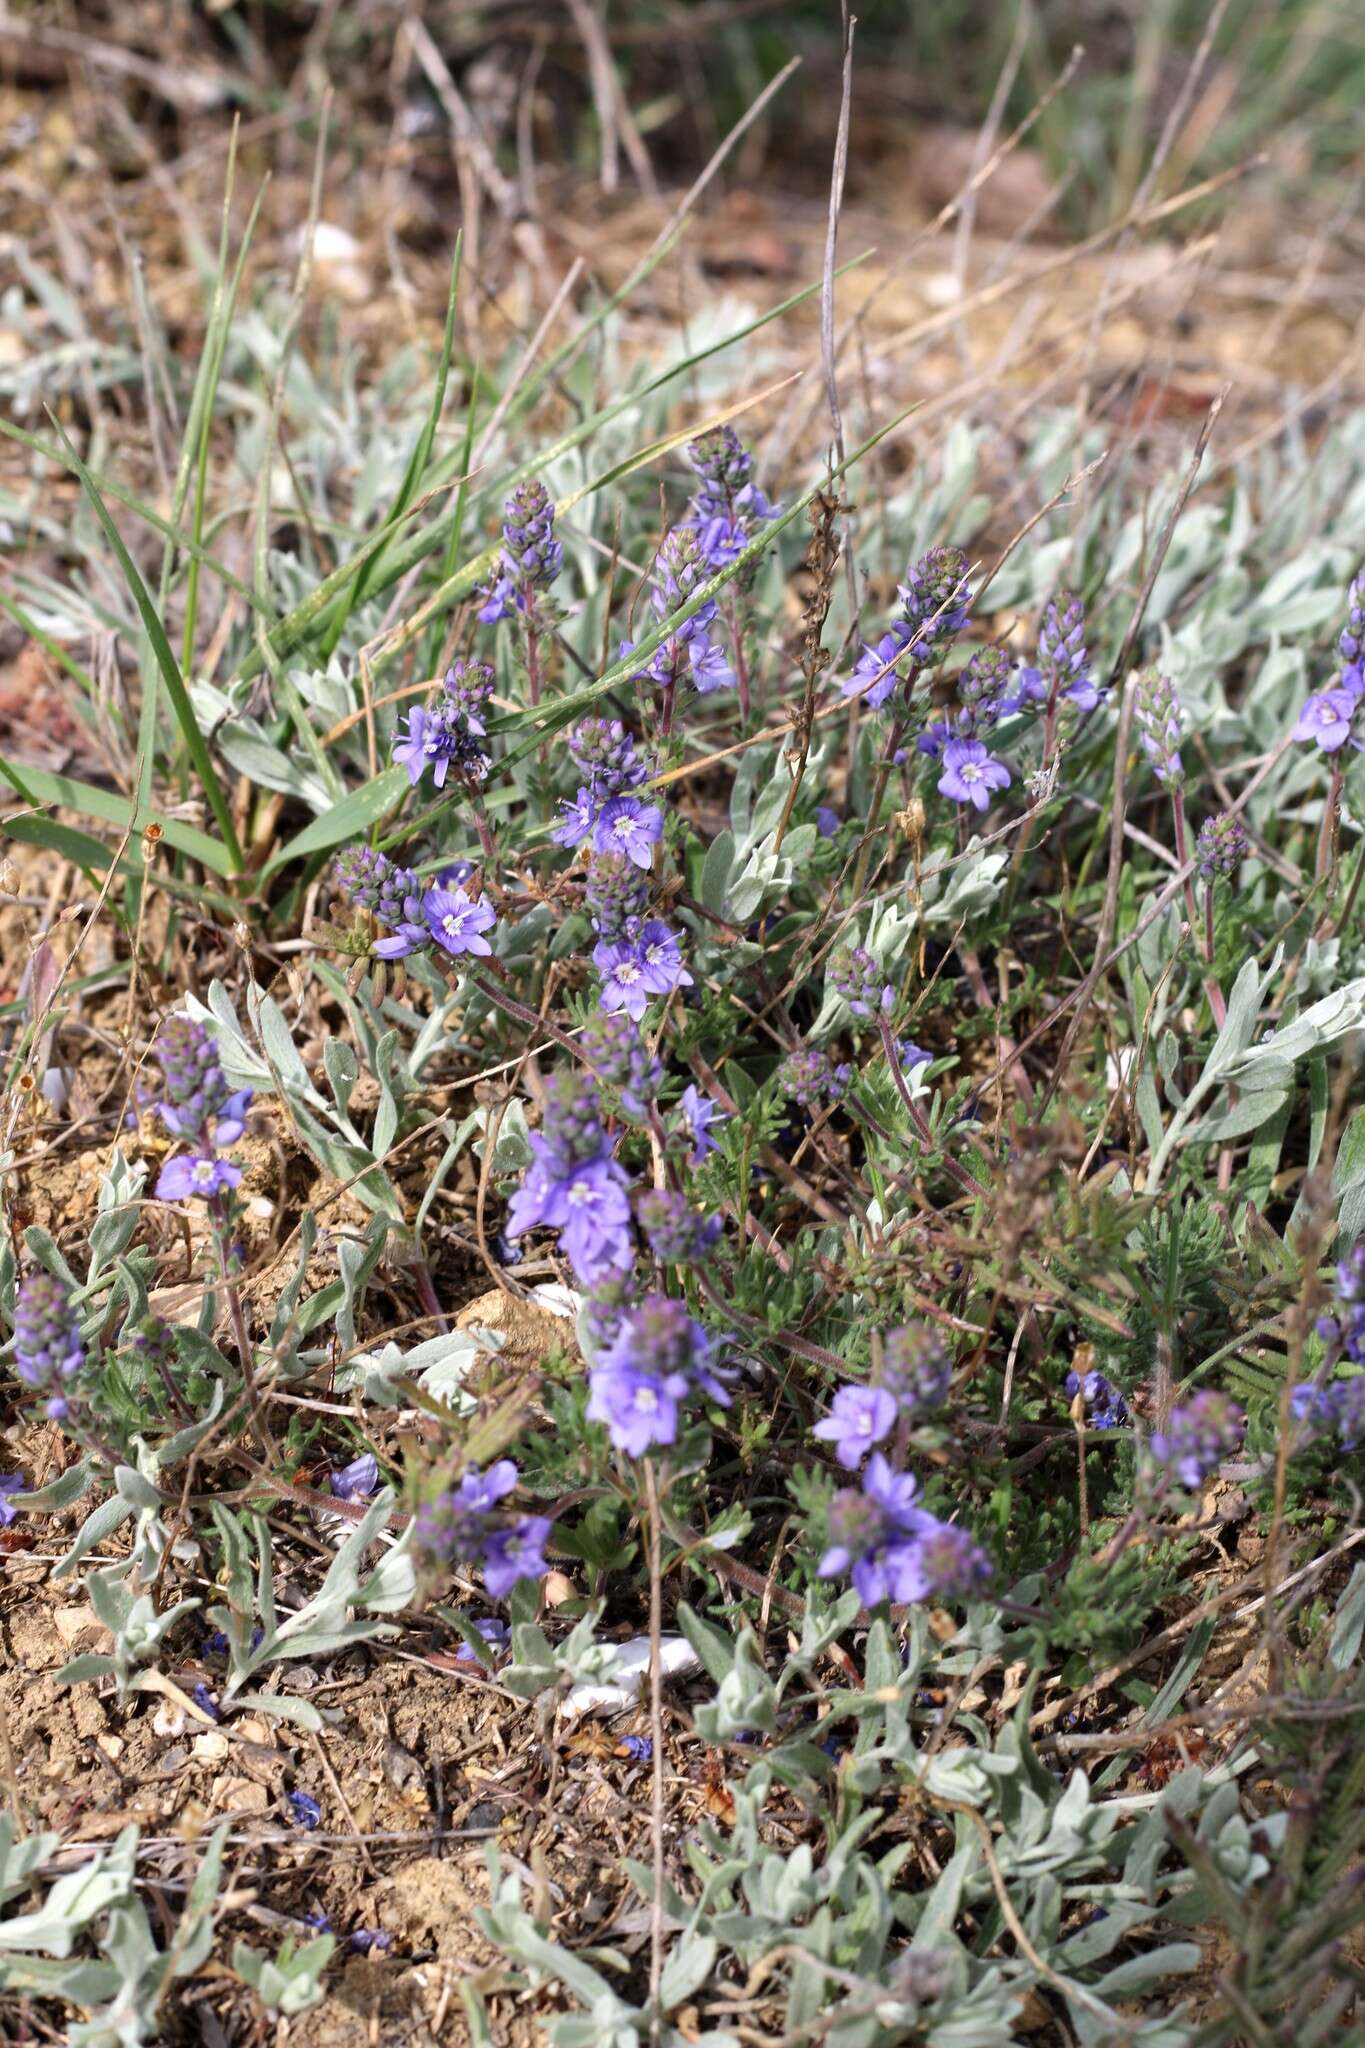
left=44, top=412, right=243, bottom=868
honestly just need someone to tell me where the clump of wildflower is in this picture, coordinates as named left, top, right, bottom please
left=1134, top=669, right=1184, bottom=785
left=505, top=1070, right=634, bottom=1284
left=813, top=1384, right=896, bottom=1469
left=553, top=721, right=655, bottom=850
left=637, top=1189, right=723, bottom=1265
left=393, top=660, right=493, bottom=789
left=875, top=1325, right=951, bottom=1417
left=587, top=1294, right=730, bottom=1455
left=1147, top=1390, right=1244, bottom=1490
left=685, top=425, right=775, bottom=570
left=334, top=847, right=428, bottom=958
left=897, top=546, right=973, bottom=668
left=1065, top=1366, right=1128, bottom=1430
left=625, top=530, right=736, bottom=698
left=1195, top=812, right=1248, bottom=882
left=12, top=1270, right=84, bottom=1420
left=478, top=479, right=563, bottom=624
left=832, top=946, right=893, bottom=1021
left=779, top=1048, right=850, bottom=1109
left=816, top=1452, right=990, bottom=1606
left=155, top=1014, right=252, bottom=1148
left=580, top=1011, right=662, bottom=1116
left=840, top=546, right=973, bottom=711
left=416, top=1458, right=551, bottom=1597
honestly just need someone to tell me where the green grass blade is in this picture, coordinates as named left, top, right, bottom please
left=0, top=417, right=265, bottom=616
left=0, top=757, right=235, bottom=876
left=45, top=412, right=243, bottom=871
left=258, top=765, right=408, bottom=881
left=3, top=813, right=240, bottom=915
left=322, top=233, right=463, bottom=658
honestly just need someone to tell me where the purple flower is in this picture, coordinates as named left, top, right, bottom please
left=841, top=626, right=913, bottom=710
left=454, top=1618, right=511, bottom=1661
left=896, top=545, right=973, bottom=667
left=335, top=847, right=428, bottom=958
left=192, top=1683, right=219, bottom=1720
left=594, top=939, right=652, bottom=1022
left=568, top=718, right=651, bottom=794
left=423, top=885, right=497, bottom=958
left=956, top=645, right=1015, bottom=730
left=416, top=1461, right=534, bottom=1577
left=479, top=479, right=563, bottom=622
left=937, top=737, right=1011, bottom=811
left=330, top=1453, right=379, bottom=1501
left=897, top=1041, right=932, bottom=1073
left=832, top=946, right=894, bottom=1021
left=637, top=921, right=693, bottom=998
left=1293, top=688, right=1358, bottom=752
left=0, top=1473, right=26, bottom=1527
left=677, top=1084, right=725, bottom=1165
left=1134, top=668, right=1184, bottom=785
left=1064, top=1368, right=1128, bottom=1430
left=580, top=1011, right=662, bottom=1117
left=637, top=1189, right=723, bottom=1264
left=507, top=1146, right=634, bottom=1284
left=155, top=1013, right=253, bottom=1149
left=156, top=1155, right=242, bottom=1202
left=588, top=1361, right=690, bottom=1455
left=1036, top=589, right=1094, bottom=705
left=588, top=1295, right=728, bottom=1453
left=861, top=1451, right=925, bottom=1528
left=1148, top=1390, right=1244, bottom=1490
left=392, top=662, right=493, bottom=787
left=288, top=1790, right=323, bottom=1830
left=1196, top=812, right=1248, bottom=881
left=585, top=855, right=649, bottom=943
left=617, top=1733, right=653, bottom=1762
left=651, top=529, right=717, bottom=628
left=594, top=796, right=662, bottom=870
left=482, top=1515, right=553, bottom=1598
left=885, top=1519, right=992, bottom=1602
left=12, top=1272, right=82, bottom=1404
left=779, top=1048, right=849, bottom=1108
left=553, top=787, right=601, bottom=850
left=816, top=807, right=840, bottom=838
left=813, top=1385, right=897, bottom=1468
left=875, top=1325, right=950, bottom=1416
left=350, top=1930, right=394, bottom=1954
left=477, top=573, right=517, bottom=624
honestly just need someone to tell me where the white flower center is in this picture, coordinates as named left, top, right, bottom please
left=442, top=913, right=464, bottom=937
left=636, top=1388, right=657, bottom=1412
left=192, top=1162, right=216, bottom=1187
left=567, top=1179, right=597, bottom=1208
left=617, top=962, right=641, bottom=984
